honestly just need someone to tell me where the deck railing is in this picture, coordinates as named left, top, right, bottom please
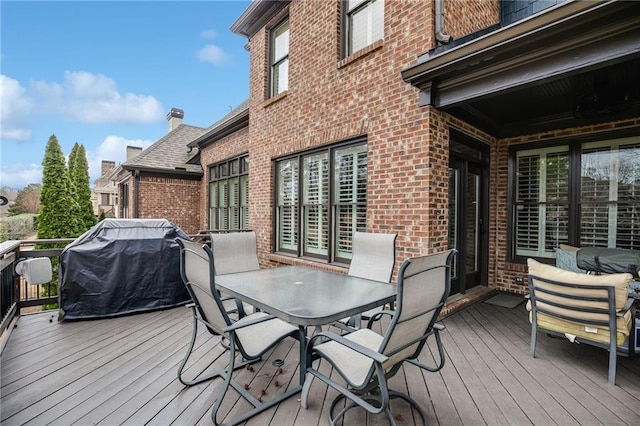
left=0, top=238, right=74, bottom=336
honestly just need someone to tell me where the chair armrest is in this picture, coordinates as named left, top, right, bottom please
left=365, top=309, right=395, bottom=328
left=617, top=297, right=635, bottom=317
left=224, top=314, right=277, bottom=332
left=311, top=331, right=389, bottom=364
left=434, top=322, right=445, bottom=331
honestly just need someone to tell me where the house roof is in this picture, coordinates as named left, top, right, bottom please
left=122, top=124, right=206, bottom=176
left=231, top=0, right=290, bottom=39
left=188, top=99, right=249, bottom=149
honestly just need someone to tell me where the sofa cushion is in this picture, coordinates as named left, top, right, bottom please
left=528, top=259, right=632, bottom=311
left=526, top=301, right=632, bottom=345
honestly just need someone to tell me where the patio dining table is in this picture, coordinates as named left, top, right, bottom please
left=214, top=265, right=397, bottom=423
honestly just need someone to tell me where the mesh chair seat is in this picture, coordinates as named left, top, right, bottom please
left=314, top=328, right=384, bottom=386
left=176, top=238, right=299, bottom=425
left=303, top=249, right=457, bottom=425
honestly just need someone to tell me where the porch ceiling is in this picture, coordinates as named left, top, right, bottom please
left=402, top=1, right=640, bottom=139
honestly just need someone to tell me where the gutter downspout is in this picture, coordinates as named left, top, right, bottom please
left=435, top=0, right=453, bottom=44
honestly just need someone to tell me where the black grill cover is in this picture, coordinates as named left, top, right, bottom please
left=59, top=219, right=191, bottom=320
left=576, top=247, right=640, bottom=278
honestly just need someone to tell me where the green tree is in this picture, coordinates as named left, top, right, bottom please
left=37, top=135, right=85, bottom=308
left=98, top=211, right=106, bottom=222
left=68, top=143, right=96, bottom=231
left=8, top=184, right=41, bottom=216
left=38, top=135, right=83, bottom=239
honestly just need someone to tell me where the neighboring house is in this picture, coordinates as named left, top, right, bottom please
left=191, top=0, right=639, bottom=298
left=115, top=108, right=207, bottom=234
left=92, top=160, right=117, bottom=217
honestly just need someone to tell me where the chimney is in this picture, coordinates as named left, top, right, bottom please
left=126, top=146, right=143, bottom=161
left=167, top=108, right=184, bottom=132
left=101, top=160, right=116, bottom=176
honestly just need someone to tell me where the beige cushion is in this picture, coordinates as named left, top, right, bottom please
left=526, top=301, right=632, bottom=345
left=526, top=259, right=633, bottom=345
left=527, top=259, right=631, bottom=311
left=559, top=244, right=580, bottom=252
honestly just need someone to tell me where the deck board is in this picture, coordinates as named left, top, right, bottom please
left=2, top=302, right=639, bottom=425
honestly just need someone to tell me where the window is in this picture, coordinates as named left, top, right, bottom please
left=209, top=155, right=249, bottom=231
left=270, top=18, right=289, bottom=97
left=511, top=136, right=640, bottom=259
left=275, top=140, right=367, bottom=262
left=121, top=183, right=129, bottom=218
left=344, top=0, right=384, bottom=56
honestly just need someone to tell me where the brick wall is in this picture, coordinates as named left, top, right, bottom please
left=446, top=0, right=500, bottom=38
left=137, top=175, right=201, bottom=234
left=242, top=0, right=487, bottom=270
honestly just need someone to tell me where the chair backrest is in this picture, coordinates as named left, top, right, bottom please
left=210, top=231, right=260, bottom=275
left=348, top=231, right=397, bottom=282
left=381, top=249, right=456, bottom=368
left=176, top=238, right=232, bottom=335
left=526, top=259, right=633, bottom=335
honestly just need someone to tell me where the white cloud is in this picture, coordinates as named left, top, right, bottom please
left=0, top=75, right=34, bottom=141
left=200, top=29, right=217, bottom=39
left=86, top=135, right=154, bottom=183
left=0, top=71, right=165, bottom=142
left=197, top=44, right=228, bottom=66
left=0, top=162, right=42, bottom=189
left=32, top=71, right=165, bottom=124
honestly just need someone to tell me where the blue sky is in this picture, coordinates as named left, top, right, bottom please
left=0, top=0, right=251, bottom=189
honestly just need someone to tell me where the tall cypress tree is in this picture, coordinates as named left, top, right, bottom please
left=37, top=135, right=83, bottom=239
left=68, top=143, right=96, bottom=231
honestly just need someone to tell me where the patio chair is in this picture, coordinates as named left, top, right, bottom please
left=175, top=238, right=299, bottom=424
left=337, top=231, right=397, bottom=329
left=527, top=259, right=636, bottom=385
left=211, top=231, right=260, bottom=316
left=302, top=249, right=456, bottom=425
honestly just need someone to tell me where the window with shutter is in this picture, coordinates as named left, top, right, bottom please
left=270, top=18, right=289, bottom=97
left=208, top=154, right=249, bottom=231
left=277, top=159, right=299, bottom=252
left=511, top=135, right=640, bottom=260
left=515, top=146, right=569, bottom=258
left=345, top=0, right=384, bottom=56
left=274, top=139, right=367, bottom=262
left=334, top=145, right=367, bottom=260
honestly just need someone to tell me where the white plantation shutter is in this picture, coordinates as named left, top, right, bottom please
left=209, top=155, right=249, bottom=231
left=209, top=182, right=219, bottom=230
left=218, top=179, right=229, bottom=230
left=278, top=159, right=299, bottom=252
left=303, top=153, right=329, bottom=256
left=229, top=177, right=240, bottom=230
left=347, top=0, right=384, bottom=55
left=271, top=19, right=289, bottom=96
left=274, top=141, right=367, bottom=261
left=334, top=145, right=367, bottom=260
left=241, top=174, right=249, bottom=230
left=515, top=147, right=569, bottom=257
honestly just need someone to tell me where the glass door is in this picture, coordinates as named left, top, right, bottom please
left=448, top=138, right=488, bottom=294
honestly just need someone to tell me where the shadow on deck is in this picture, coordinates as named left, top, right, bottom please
left=1, top=300, right=639, bottom=425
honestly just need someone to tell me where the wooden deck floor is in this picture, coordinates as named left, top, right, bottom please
left=2, top=301, right=639, bottom=425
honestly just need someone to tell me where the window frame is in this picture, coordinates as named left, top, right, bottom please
left=208, top=154, right=249, bottom=232
left=508, top=132, right=640, bottom=262
left=342, top=0, right=384, bottom=58
left=269, top=16, right=289, bottom=98
left=273, top=138, right=368, bottom=263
